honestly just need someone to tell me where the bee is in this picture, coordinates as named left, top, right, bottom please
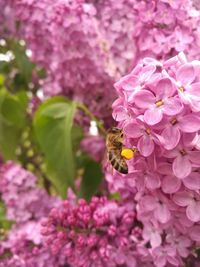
left=106, top=127, right=128, bottom=174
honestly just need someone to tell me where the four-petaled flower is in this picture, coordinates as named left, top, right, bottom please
left=134, top=78, right=183, bottom=125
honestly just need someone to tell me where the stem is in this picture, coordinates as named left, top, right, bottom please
left=76, top=102, right=107, bottom=136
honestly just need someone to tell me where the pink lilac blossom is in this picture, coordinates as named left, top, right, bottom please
left=106, top=52, right=200, bottom=266
left=0, top=162, right=63, bottom=267
left=13, top=0, right=135, bottom=124
left=80, top=135, right=105, bottom=162
left=89, top=0, right=136, bottom=75
left=0, top=231, right=61, bottom=267
left=0, top=0, right=16, bottom=38
left=41, top=195, right=141, bottom=267
left=133, top=0, right=200, bottom=63
left=0, top=161, right=61, bottom=223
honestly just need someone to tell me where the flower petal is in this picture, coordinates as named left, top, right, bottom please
left=154, top=255, right=166, bottom=267
left=173, top=155, right=191, bottom=179
left=155, top=204, right=171, bottom=223
left=112, top=106, right=129, bottom=121
left=138, top=135, right=154, bottom=157
left=189, top=226, right=200, bottom=241
left=173, top=191, right=192, bottom=207
left=162, top=126, right=180, bottom=150
left=176, top=63, right=195, bottom=86
left=144, top=108, right=163, bottom=125
left=141, top=195, right=157, bottom=211
left=140, top=65, right=156, bottom=81
left=163, top=97, right=183, bottom=115
left=189, top=151, right=200, bottom=165
left=145, top=172, right=161, bottom=190
left=151, top=232, right=162, bottom=248
left=188, top=82, right=200, bottom=97
left=157, top=162, right=173, bottom=175
left=134, top=90, right=155, bottom=109
left=183, top=172, right=200, bottom=190
left=186, top=201, right=200, bottom=222
left=154, top=78, right=175, bottom=98
left=124, top=123, right=142, bottom=138
left=161, top=175, right=181, bottom=194
left=179, top=114, right=200, bottom=133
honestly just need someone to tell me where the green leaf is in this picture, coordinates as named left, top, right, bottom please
left=34, top=97, right=77, bottom=198
left=0, top=88, right=27, bottom=159
left=0, top=90, right=27, bottom=128
left=12, top=41, right=34, bottom=83
left=79, top=158, right=103, bottom=201
left=71, top=125, right=84, bottom=152
left=0, top=74, right=5, bottom=86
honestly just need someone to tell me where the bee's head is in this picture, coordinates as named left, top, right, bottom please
left=108, top=127, right=123, bottom=137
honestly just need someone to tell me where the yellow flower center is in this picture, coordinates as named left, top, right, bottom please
left=179, top=87, right=185, bottom=92
left=121, top=148, right=136, bottom=160
left=155, top=100, right=163, bottom=107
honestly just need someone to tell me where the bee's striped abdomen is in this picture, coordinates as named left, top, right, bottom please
left=108, top=150, right=128, bottom=174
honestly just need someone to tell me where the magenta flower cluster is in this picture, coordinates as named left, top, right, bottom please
left=13, top=0, right=135, bottom=123
left=0, top=162, right=62, bottom=266
left=133, top=0, right=200, bottom=62
left=41, top=195, right=141, bottom=267
left=109, top=52, right=200, bottom=266
left=0, top=0, right=15, bottom=38
left=1, top=1, right=200, bottom=267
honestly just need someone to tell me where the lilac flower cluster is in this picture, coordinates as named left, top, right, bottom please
left=133, top=0, right=200, bottom=62
left=109, top=52, right=200, bottom=266
left=13, top=0, right=135, bottom=123
left=41, top=196, right=140, bottom=267
left=0, top=0, right=15, bottom=38
left=0, top=162, right=61, bottom=223
left=90, top=0, right=136, bottom=75
left=0, top=162, right=62, bottom=266
left=0, top=237, right=60, bottom=267
left=80, top=135, right=105, bottom=162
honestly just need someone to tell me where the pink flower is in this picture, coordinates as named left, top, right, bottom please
left=161, top=175, right=181, bottom=194
left=166, top=233, right=192, bottom=258
left=175, top=63, right=200, bottom=110
left=182, top=171, right=200, bottom=190
left=114, top=64, right=156, bottom=103
left=138, top=192, right=171, bottom=224
left=124, top=119, right=158, bottom=157
left=142, top=223, right=162, bottom=248
left=80, top=135, right=105, bottom=162
left=160, top=112, right=200, bottom=150
left=152, top=245, right=179, bottom=267
left=134, top=78, right=182, bottom=125
left=132, top=158, right=161, bottom=191
left=173, top=190, right=200, bottom=222
left=110, top=52, right=200, bottom=266
left=165, top=143, right=200, bottom=178
left=170, top=27, right=194, bottom=52
left=189, top=225, right=200, bottom=242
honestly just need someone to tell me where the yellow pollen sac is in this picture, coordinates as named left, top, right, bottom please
left=155, top=100, right=164, bottom=107
left=121, top=148, right=135, bottom=160
left=179, top=87, right=185, bottom=92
